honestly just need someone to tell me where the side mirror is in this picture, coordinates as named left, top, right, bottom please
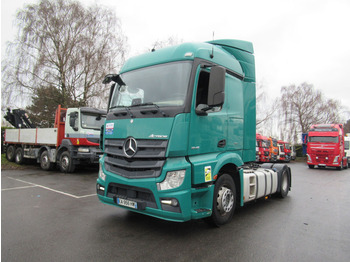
left=207, top=66, right=225, bottom=107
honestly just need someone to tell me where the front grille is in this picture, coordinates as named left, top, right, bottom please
left=104, top=138, right=168, bottom=178
left=107, top=183, right=157, bottom=208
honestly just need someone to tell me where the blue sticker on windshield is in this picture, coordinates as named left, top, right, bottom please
left=105, top=123, right=114, bottom=135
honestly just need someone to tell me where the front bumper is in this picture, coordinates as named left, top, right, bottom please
left=307, top=154, right=341, bottom=167
left=73, top=146, right=103, bottom=164
left=96, top=156, right=213, bottom=222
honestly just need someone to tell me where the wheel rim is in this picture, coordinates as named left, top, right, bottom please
left=281, top=172, right=288, bottom=192
left=41, top=154, right=49, bottom=168
left=61, top=155, right=69, bottom=170
left=16, top=152, right=21, bottom=162
left=217, top=186, right=234, bottom=215
left=7, top=147, right=14, bottom=159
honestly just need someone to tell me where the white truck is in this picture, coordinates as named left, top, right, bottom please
left=4, top=105, right=106, bottom=172
left=345, top=133, right=350, bottom=167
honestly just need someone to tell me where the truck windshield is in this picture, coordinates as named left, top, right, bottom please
left=81, top=114, right=106, bottom=130
left=309, top=136, right=339, bottom=143
left=109, top=62, right=192, bottom=109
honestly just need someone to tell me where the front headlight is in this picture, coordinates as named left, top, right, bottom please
left=157, top=170, right=186, bottom=191
left=306, top=154, right=311, bottom=162
left=99, top=163, right=106, bottom=181
left=78, top=147, right=90, bottom=153
left=333, top=155, right=340, bottom=163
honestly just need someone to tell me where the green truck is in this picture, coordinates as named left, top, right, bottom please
left=96, top=39, right=291, bottom=226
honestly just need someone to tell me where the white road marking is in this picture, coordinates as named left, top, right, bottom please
left=2, top=185, right=37, bottom=191
left=4, top=177, right=96, bottom=199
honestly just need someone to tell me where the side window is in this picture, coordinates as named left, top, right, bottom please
left=196, top=71, right=210, bottom=107
left=195, top=69, right=222, bottom=112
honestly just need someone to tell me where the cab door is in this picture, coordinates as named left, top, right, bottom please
left=188, top=65, right=227, bottom=156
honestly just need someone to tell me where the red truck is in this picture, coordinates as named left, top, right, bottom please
left=256, top=133, right=270, bottom=162
left=306, top=124, right=348, bottom=170
left=277, top=141, right=291, bottom=162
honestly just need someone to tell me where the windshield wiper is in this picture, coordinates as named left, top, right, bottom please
left=132, top=103, right=167, bottom=117
left=110, top=106, right=134, bottom=118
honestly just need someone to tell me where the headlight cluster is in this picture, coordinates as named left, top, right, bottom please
left=157, top=170, right=186, bottom=191
left=99, top=163, right=106, bottom=181
left=78, top=147, right=90, bottom=153
left=333, top=155, right=340, bottom=163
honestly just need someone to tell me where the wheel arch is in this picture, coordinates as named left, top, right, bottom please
left=217, top=163, right=242, bottom=207
left=212, top=152, right=244, bottom=207
left=37, top=146, right=54, bottom=163
left=57, top=139, right=73, bottom=161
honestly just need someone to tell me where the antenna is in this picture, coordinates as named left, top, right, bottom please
left=210, top=31, right=214, bottom=58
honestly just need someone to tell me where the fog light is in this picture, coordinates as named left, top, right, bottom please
left=161, top=198, right=179, bottom=207
left=97, top=184, right=105, bottom=191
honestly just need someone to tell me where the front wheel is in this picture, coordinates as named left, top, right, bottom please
left=59, top=151, right=75, bottom=173
left=207, top=174, right=236, bottom=226
left=308, top=165, right=314, bottom=169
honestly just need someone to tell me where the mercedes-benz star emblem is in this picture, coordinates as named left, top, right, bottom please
left=123, top=137, right=137, bottom=158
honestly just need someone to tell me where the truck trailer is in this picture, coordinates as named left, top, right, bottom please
left=96, top=39, right=292, bottom=226
left=307, top=124, right=348, bottom=170
left=5, top=105, right=106, bottom=172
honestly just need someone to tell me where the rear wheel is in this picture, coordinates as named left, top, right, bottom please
left=207, top=174, right=236, bottom=226
left=308, top=165, right=314, bottom=169
left=59, top=151, right=75, bottom=173
left=40, top=150, right=53, bottom=171
left=279, top=169, right=289, bottom=198
left=6, top=145, right=16, bottom=162
left=15, top=147, right=25, bottom=164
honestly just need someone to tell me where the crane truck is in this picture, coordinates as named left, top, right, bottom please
left=96, top=39, right=292, bottom=226
left=4, top=105, right=106, bottom=172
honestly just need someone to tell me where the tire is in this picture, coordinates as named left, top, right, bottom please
left=6, top=145, right=16, bottom=162
left=279, top=168, right=289, bottom=198
left=207, top=174, right=236, bottom=226
left=40, top=150, right=53, bottom=171
left=336, top=162, right=343, bottom=171
left=59, top=151, right=75, bottom=173
left=308, top=165, right=314, bottom=169
left=15, top=147, right=25, bottom=164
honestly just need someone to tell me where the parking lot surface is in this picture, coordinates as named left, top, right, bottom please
left=2, top=162, right=350, bottom=261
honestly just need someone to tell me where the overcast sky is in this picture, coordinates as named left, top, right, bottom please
left=1, top=0, right=350, bottom=118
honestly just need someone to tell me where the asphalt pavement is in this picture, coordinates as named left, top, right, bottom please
left=1, top=162, right=350, bottom=261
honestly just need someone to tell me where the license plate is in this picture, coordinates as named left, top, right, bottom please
left=117, top=198, right=138, bottom=209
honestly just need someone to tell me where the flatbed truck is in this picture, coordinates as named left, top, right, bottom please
left=96, top=39, right=292, bottom=225
left=4, top=105, right=106, bottom=172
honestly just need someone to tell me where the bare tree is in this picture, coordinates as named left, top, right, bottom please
left=2, top=0, right=127, bottom=113
left=149, top=36, right=183, bottom=51
left=256, top=81, right=279, bottom=132
left=279, top=82, right=342, bottom=143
